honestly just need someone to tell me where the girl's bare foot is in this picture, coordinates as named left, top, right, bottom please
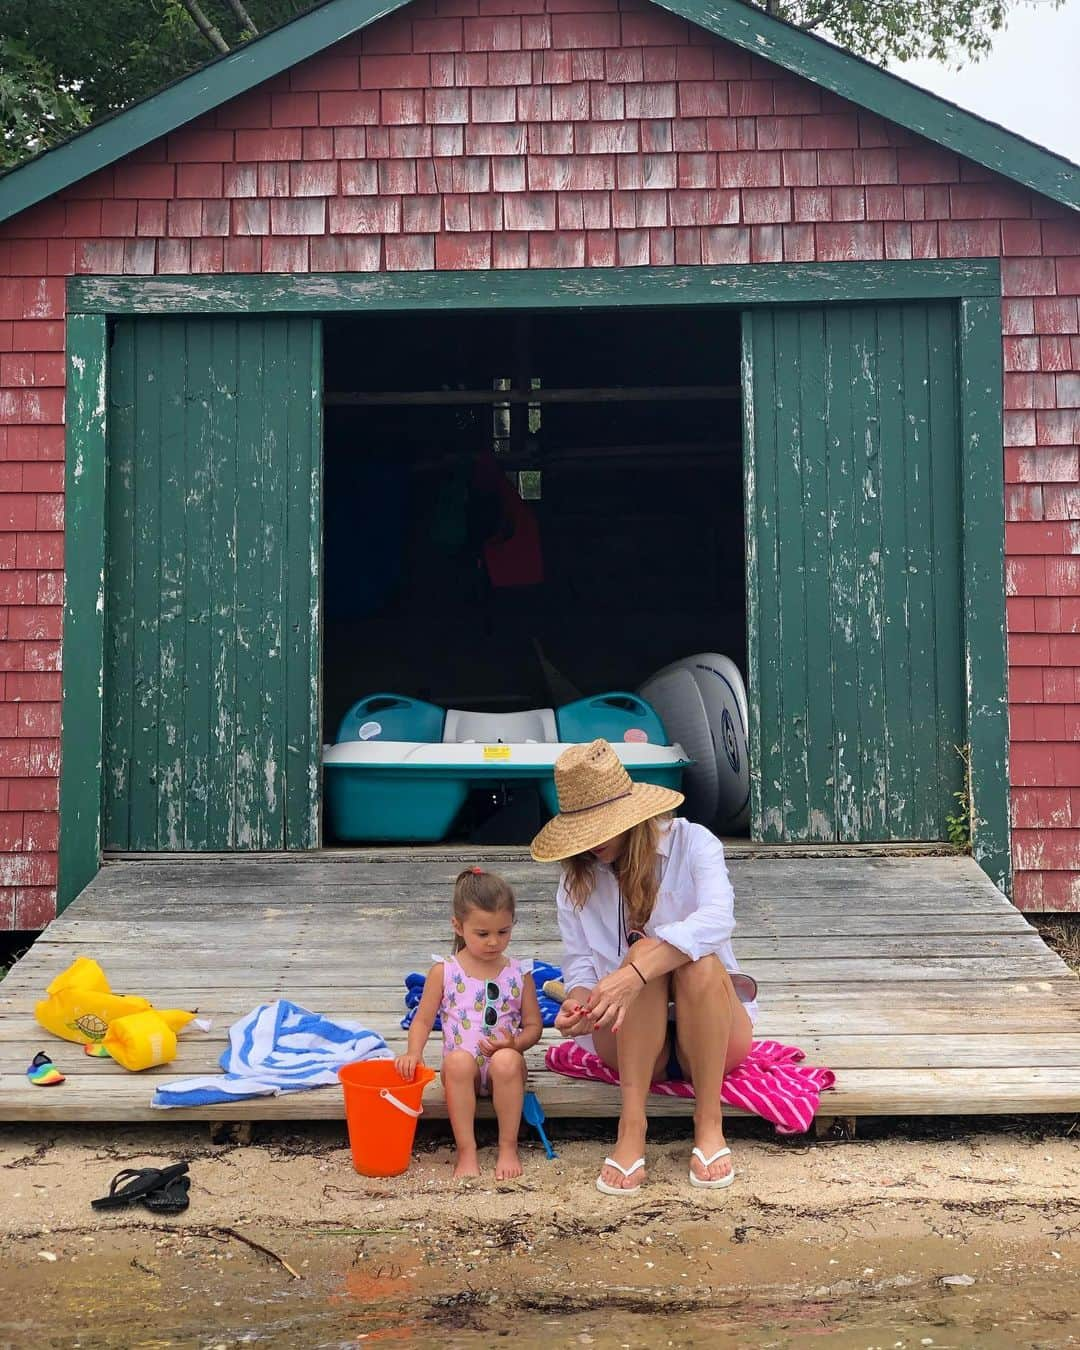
left=597, top=1118, right=648, bottom=1191
left=495, top=1142, right=523, bottom=1181
left=453, top=1148, right=480, bottom=1179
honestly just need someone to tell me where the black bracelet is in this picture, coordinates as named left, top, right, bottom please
left=629, top=961, right=648, bottom=986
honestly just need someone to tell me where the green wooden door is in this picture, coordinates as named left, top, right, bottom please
left=103, top=317, right=322, bottom=851
left=744, top=302, right=965, bottom=843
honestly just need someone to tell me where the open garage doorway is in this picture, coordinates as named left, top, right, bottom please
left=320, top=307, right=747, bottom=845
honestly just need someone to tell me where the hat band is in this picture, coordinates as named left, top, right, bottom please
left=558, top=787, right=633, bottom=816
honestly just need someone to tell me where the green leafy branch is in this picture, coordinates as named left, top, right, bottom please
left=0, top=38, right=91, bottom=170
left=760, top=1, right=1062, bottom=66
left=945, top=742, right=973, bottom=852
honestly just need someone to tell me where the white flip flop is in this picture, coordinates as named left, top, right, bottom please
left=596, top=1157, right=645, bottom=1196
left=689, top=1146, right=735, bottom=1189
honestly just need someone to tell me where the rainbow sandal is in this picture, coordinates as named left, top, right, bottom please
left=27, top=1052, right=65, bottom=1086
left=596, top=1157, right=645, bottom=1196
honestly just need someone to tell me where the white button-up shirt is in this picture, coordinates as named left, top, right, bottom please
left=554, top=817, right=759, bottom=1025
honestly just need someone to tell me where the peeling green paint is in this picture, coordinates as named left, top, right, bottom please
left=67, top=263, right=1002, bottom=317
left=101, top=316, right=322, bottom=853
left=58, top=314, right=109, bottom=911
left=959, top=297, right=1010, bottom=895
left=744, top=298, right=1008, bottom=887
left=745, top=301, right=968, bottom=844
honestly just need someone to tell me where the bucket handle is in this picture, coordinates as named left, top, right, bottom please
left=379, top=1087, right=423, bottom=1119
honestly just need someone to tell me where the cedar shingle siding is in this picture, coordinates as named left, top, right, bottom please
left=0, top=0, right=1077, bottom=923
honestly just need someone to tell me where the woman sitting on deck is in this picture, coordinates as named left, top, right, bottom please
left=530, top=739, right=758, bottom=1195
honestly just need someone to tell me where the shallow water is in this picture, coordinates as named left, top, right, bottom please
left=3, top=1224, right=1077, bottom=1349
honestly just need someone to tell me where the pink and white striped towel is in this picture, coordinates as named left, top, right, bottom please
left=545, top=1039, right=835, bottom=1135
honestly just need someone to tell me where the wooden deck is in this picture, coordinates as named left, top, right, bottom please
left=2, top=852, right=1079, bottom=1122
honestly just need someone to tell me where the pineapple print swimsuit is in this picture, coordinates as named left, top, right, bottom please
left=438, top=954, right=527, bottom=1092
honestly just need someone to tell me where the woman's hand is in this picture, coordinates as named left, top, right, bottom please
left=478, top=1028, right=517, bottom=1057
left=585, top=966, right=645, bottom=1033
left=394, top=1052, right=421, bottom=1081
left=554, top=998, right=596, bottom=1037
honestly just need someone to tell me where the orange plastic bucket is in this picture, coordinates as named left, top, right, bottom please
left=338, top=1060, right=436, bottom=1177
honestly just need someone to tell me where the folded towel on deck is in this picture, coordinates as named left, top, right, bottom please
left=152, top=1000, right=390, bottom=1108
left=545, top=1038, right=835, bottom=1136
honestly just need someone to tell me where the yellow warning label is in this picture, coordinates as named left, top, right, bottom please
left=483, top=745, right=511, bottom=761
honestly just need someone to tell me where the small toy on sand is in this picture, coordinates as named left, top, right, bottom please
left=27, top=1052, right=65, bottom=1086
left=523, top=1091, right=557, bottom=1159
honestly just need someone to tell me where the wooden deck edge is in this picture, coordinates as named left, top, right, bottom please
left=101, top=842, right=964, bottom=864
left=2, top=1087, right=1079, bottom=1124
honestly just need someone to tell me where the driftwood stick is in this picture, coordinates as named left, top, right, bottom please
left=205, top=1224, right=302, bottom=1279
left=92, top=1221, right=302, bottom=1280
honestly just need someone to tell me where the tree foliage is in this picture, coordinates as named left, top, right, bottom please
left=0, top=1, right=306, bottom=169
left=0, top=39, right=93, bottom=169
left=762, top=0, right=1060, bottom=65
left=0, top=0, right=1062, bottom=171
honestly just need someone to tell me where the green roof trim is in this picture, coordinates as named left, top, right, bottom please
left=0, top=0, right=1076, bottom=228
left=664, top=0, right=1079, bottom=210
left=0, top=0, right=402, bottom=225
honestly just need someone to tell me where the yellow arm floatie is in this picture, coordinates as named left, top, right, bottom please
left=34, top=956, right=195, bottom=1047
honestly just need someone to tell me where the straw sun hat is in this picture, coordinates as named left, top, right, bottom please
left=529, top=739, right=685, bottom=863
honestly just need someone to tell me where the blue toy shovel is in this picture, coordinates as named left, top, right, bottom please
left=523, top=1091, right=556, bottom=1159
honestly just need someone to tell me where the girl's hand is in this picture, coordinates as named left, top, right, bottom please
left=554, top=1000, right=595, bottom=1036
left=395, top=1053, right=421, bottom=1081
left=585, top=967, right=645, bottom=1033
left=478, top=1028, right=517, bottom=1057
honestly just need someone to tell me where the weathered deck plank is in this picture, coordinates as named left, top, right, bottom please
left=1, top=854, right=1078, bottom=1123
left=6, top=1032, right=1080, bottom=1073
left=3, top=1069, right=1079, bottom=1123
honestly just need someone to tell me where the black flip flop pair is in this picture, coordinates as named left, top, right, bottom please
left=91, top=1162, right=191, bottom=1214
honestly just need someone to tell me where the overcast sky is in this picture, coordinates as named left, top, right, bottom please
left=886, top=0, right=1080, bottom=164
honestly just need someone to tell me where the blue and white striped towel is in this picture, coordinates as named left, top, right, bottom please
left=152, top=1000, right=391, bottom=1108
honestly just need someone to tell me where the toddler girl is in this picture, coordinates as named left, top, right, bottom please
left=395, top=867, right=542, bottom=1179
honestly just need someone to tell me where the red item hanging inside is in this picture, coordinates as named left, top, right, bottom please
left=472, top=451, right=544, bottom=589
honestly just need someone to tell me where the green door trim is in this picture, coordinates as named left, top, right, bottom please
left=59, top=314, right=110, bottom=911
left=60, top=260, right=1007, bottom=910
left=958, top=297, right=1009, bottom=895
left=67, top=261, right=1001, bottom=316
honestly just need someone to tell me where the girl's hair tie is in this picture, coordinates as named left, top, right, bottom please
left=470, top=866, right=484, bottom=875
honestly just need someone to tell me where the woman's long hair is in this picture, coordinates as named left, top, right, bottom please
left=562, top=815, right=668, bottom=930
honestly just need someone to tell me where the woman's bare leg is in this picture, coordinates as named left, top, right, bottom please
left=442, top=1049, right=482, bottom=1178
left=591, top=972, right=670, bottom=1190
left=671, top=956, right=753, bottom=1183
